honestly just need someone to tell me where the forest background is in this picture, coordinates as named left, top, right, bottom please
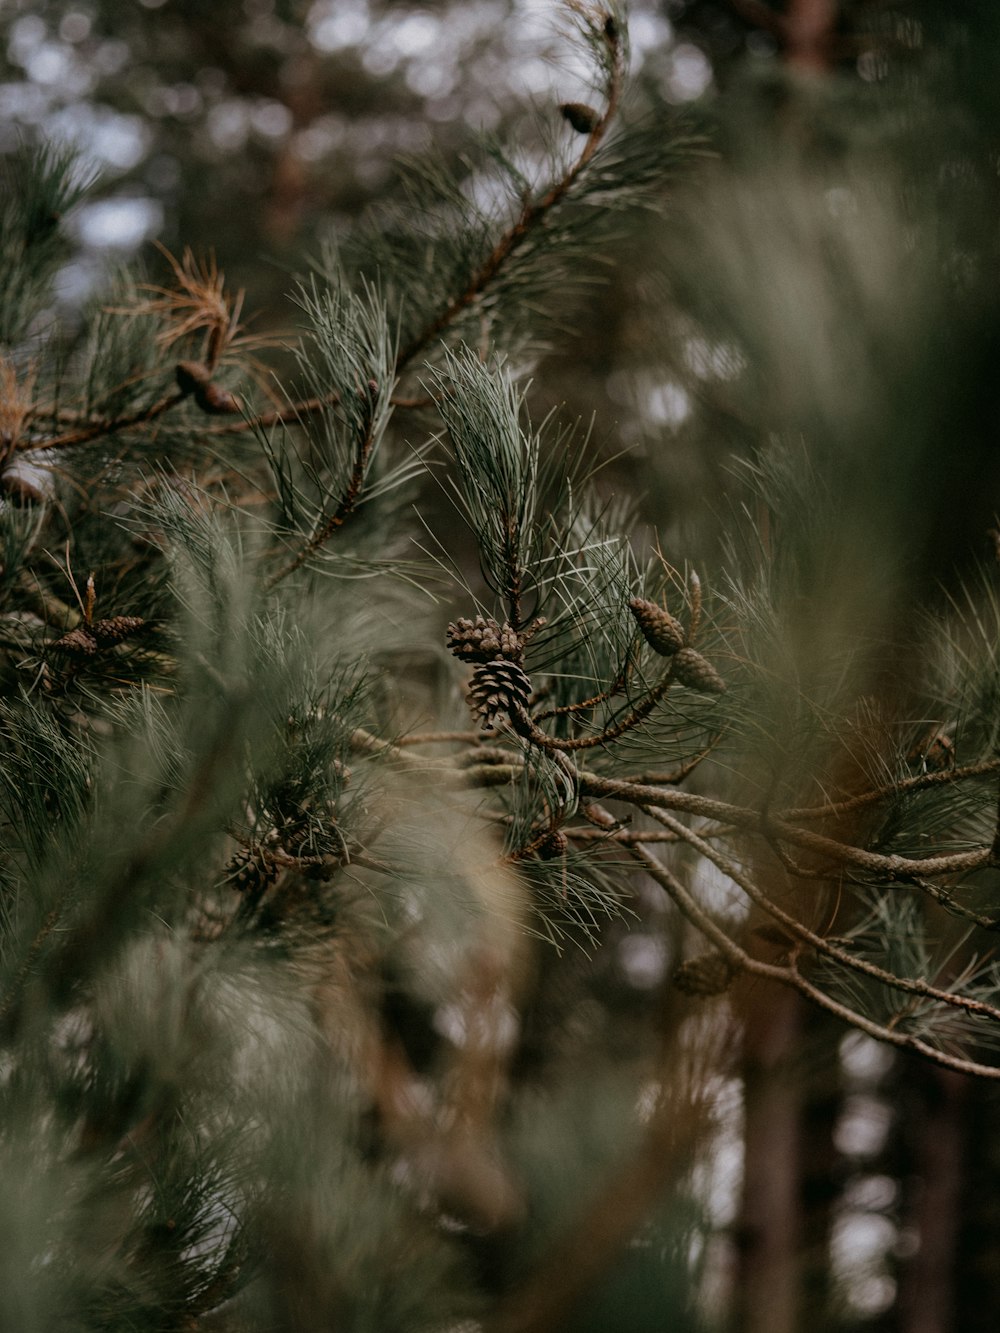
left=2, top=1, right=1000, bottom=1331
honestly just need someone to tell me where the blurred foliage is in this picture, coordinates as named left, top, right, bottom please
left=3, top=2, right=1000, bottom=1330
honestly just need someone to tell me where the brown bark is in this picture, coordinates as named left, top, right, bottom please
left=799, top=1011, right=841, bottom=1325
left=955, top=1080, right=1000, bottom=1333
left=735, top=982, right=804, bottom=1333
left=728, top=0, right=840, bottom=74
left=784, top=0, right=839, bottom=74
left=895, top=1064, right=968, bottom=1333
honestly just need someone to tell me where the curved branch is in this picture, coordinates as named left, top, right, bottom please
left=648, top=805, right=1000, bottom=1028
left=781, top=757, right=1000, bottom=824
left=579, top=770, right=995, bottom=881
left=201, top=388, right=436, bottom=438
left=511, top=668, right=677, bottom=753
left=630, top=842, right=1000, bottom=1081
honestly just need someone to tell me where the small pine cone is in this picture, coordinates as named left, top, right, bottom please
left=199, top=382, right=240, bottom=414
left=906, top=728, right=955, bottom=772
left=560, top=101, right=601, bottom=134
left=90, top=615, right=145, bottom=646
left=175, top=361, right=241, bottom=415
left=50, top=626, right=98, bottom=655
left=176, top=359, right=211, bottom=396
left=447, top=615, right=523, bottom=664
left=672, top=646, right=726, bottom=694
left=448, top=614, right=500, bottom=662
left=537, top=829, right=568, bottom=860
left=628, top=597, right=684, bottom=656
left=497, top=622, right=523, bottom=661
left=467, top=659, right=533, bottom=728
left=672, top=951, right=736, bottom=997
left=225, top=847, right=279, bottom=894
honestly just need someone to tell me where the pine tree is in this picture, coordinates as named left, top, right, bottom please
left=2, top=2, right=1000, bottom=1329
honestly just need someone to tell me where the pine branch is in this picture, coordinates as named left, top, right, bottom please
left=510, top=671, right=680, bottom=752
left=630, top=842, right=1000, bottom=1081
left=200, top=386, right=436, bottom=437
left=780, top=757, right=1000, bottom=823
left=395, top=10, right=627, bottom=372
left=577, top=770, right=998, bottom=880
left=649, top=804, right=1000, bottom=1027
left=23, top=390, right=186, bottom=452
left=264, top=381, right=381, bottom=588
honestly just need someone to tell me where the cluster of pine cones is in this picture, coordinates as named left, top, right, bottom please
left=50, top=615, right=145, bottom=657
left=628, top=596, right=726, bottom=694
left=446, top=614, right=538, bottom=727
left=447, top=594, right=726, bottom=729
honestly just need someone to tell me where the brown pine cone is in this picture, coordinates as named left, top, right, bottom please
left=447, top=615, right=523, bottom=664
left=672, top=646, right=726, bottom=694
left=467, top=659, right=533, bottom=728
left=628, top=597, right=685, bottom=656
left=50, top=626, right=98, bottom=655
left=672, top=951, right=736, bottom=997
left=90, top=616, right=145, bottom=646
left=175, top=361, right=241, bottom=414
left=537, top=829, right=568, bottom=860
left=224, top=847, right=279, bottom=894
left=560, top=101, right=601, bottom=134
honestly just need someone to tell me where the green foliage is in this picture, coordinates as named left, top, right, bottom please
left=0, top=143, right=94, bottom=345
left=2, top=3, right=1000, bottom=1329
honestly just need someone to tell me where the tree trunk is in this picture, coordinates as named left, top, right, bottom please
left=895, top=1062, right=967, bottom=1333
left=735, top=981, right=804, bottom=1333
left=953, top=1079, right=1000, bottom=1333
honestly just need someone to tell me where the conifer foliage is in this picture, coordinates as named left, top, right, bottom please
left=2, top=2, right=1000, bottom=1328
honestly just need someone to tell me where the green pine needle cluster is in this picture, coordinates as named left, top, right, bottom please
left=2, top=1, right=1000, bottom=1327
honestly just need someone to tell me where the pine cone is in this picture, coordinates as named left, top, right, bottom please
left=672, top=951, right=736, bottom=997
left=175, top=361, right=241, bottom=415
left=628, top=596, right=685, bottom=656
left=447, top=615, right=523, bottom=664
left=907, top=727, right=955, bottom=772
left=560, top=101, right=601, bottom=134
left=90, top=616, right=145, bottom=646
left=225, top=847, right=279, bottom=894
left=673, top=646, right=726, bottom=694
left=537, top=829, right=568, bottom=860
left=50, top=626, right=98, bottom=655
left=467, top=659, right=532, bottom=728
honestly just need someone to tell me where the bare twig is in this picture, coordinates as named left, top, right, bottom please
left=531, top=674, right=626, bottom=723
left=24, top=392, right=185, bottom=452
left=511, top=668, right=679, bottom=753
left=397, top=730, right=484, bottom=746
